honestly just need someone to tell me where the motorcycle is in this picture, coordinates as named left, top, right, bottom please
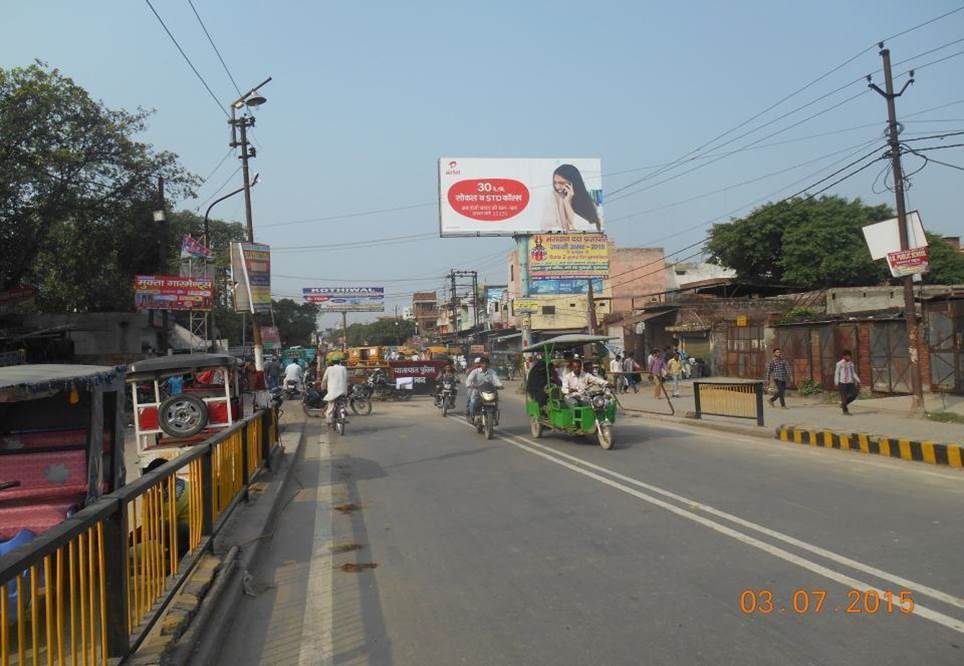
left=349, top=383, right=372, bottom=415
left=471, top=381, right=500, bottom=440
left=303, top=383, right=370, bottom=420
left=585, top=384, right=616, bottom=450
left=435, top=378, right=457, bottom=417
left=331, top=395, right=349, bottom=436
left=367, top=369, right=412, bottom=402
left=283, top=378, right=301, bottom=400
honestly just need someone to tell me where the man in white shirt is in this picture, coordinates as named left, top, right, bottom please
left=834, top=349, right=861, bottom=415
left=283, top=359, right=304, bottom=393
left=562, top=359, right=607, bottom=406
left=608, top=354, right=625, bottom=393
left=465, top=357, right=503, bottom=417
left=321, top=356, right=349, bottom=426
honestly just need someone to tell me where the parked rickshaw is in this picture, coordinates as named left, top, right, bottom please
left=127, top=353, right=243, bottom=471
left=0, top=365, right=127, bottom=544
left=524, top=334, right=618, bottom=450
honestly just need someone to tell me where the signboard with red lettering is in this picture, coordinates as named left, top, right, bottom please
left=133, top=276, right=214, bottom=311
left=438, top=158, right=603, bottom=237
left=886, top=247, right=929, bottom=277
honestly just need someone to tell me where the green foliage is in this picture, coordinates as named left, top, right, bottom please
left=781, top=307, right=819, bottom=323
left=925, top=411, right=964, bottom=425
left=707, top=196, right=892, bottom=289
left=0, top=62, right=197, bottom=310
left=796, top=378, right=824, bottom=396
left=271, top=299, right=320, bottom=348
left=345, top=319, right=416, bottom=347
left=923, top=233, right=964, bottom=285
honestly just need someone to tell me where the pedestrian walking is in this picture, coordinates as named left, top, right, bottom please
left=646, top=350, right=656, bottom=384
left=764, top=348, right=792, bottom=408
left=622, top=352, right=640, bottom=393
left=667, top=352, right=683, bottom=398
left=650, top=350, right=667, bottom=398
left=264, top=356, right=283, bottom=390
left=834, top=350, right=861, bottom=415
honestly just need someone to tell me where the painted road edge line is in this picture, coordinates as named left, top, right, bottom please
left=776, top=426, right=964, bottom=468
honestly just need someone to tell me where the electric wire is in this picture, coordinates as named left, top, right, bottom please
left=143, top=0, right=228, bottom=117
left=186, top=0, right=244, bottom=100
left=196, top=165, right=242, bottom=210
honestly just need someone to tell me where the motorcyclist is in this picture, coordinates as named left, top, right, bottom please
left=321, top=354, right=349, bottom=428
left=283, top=358, right=304, bottom=392
left=434, top=362, right=458, bottom=406
left=561, top=358, right=607, bottom=406
left=465, top=357, right=503, bottom=418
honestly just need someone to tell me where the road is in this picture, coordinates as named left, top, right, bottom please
left=215, top=388, right=964, bottom=665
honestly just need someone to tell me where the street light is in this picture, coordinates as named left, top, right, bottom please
left=228, top=77, right=271, bottom=370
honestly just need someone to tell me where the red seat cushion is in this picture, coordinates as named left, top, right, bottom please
left=0, top=497, right=81, bottom=540
left=0, top=450, right=88, bottom=501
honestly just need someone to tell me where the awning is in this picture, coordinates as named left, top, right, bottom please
left=608, top=308, right=677, bottom=329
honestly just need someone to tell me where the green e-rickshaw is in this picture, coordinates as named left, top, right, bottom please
left=523, top=334, right=618, bottom=450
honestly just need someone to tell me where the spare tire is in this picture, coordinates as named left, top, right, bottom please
left=158, top=394, right=209, bottom=438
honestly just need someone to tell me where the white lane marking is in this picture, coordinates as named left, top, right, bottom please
left=299, top=432, right=335, bottom=666
left=456, top=419, right=964, bottom=634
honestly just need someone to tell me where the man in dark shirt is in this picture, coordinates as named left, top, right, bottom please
left=765, top=348, right=793, bottom=408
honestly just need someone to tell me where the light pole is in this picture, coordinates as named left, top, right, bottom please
left=229, top=77, right=270, bottom=370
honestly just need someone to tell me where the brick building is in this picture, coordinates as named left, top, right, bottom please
left=411, top=291, right=438, bottom=336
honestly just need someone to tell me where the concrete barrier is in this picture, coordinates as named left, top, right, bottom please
left=775, top=425, right=963, bottom=468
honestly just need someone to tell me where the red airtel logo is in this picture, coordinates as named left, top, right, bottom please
left=446, top=179, right=530, bottom=221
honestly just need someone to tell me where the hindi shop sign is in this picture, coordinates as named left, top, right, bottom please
left=303, top=287, right=385, bottom=312
left=512, top=298, right=540, bottom=315
left=887, top=247, right=929, bottom=277
left=134, top=276, right=214, bottom=311
left=438, top=158, right=603, bottom=237
left=231, top=242, right=272, bottom=314
left=528, top=233, right=609, bottom=280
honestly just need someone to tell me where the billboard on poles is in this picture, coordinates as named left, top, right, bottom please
left=134, top=276, right=214, bottom=311
left=527, top=233, right=609, bottom=295
left=230, top=242, right=272, bottom=314
left=438, top=158, right=603, bottom=237
left=303, top=287, right=385, bottom=312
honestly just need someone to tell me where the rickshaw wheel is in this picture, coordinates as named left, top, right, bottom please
left=596, top=424, right=615, bottom=450
left=158, top=394, right=208, bottom=438
left=530, top=418, right=543, bottom=438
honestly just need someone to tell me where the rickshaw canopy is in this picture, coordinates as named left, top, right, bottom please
left=0, top=364, right=125, bottom=402
left=126, top=353, right=238, bottom=380
left=522, top=334, right=616, bottom=354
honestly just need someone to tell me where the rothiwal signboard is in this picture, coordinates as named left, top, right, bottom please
left=303, top=287, right=385, bottom=312
left=438, top=158, right=603, bottom=237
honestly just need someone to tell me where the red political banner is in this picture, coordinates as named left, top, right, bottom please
left=886, top=247, right=929, bottom=277
left=134, top=275, right=214, bottom=311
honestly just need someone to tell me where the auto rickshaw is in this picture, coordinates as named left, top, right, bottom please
left=523, top=334, right=618, bottom=450
left=126, top=353, right=243, bottom=471
left=0, top=365, right=127, bottom=542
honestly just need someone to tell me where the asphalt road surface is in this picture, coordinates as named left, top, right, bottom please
left=215, top=390, right=964, bottom=665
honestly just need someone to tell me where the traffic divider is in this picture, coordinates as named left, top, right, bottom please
left=775, top=425, right=963, bottom=468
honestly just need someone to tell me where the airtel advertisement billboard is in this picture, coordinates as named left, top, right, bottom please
left=438, top=158, right=603, bottom=237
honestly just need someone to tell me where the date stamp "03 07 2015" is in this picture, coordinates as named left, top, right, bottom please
left=739, top=589, right=915, bottom=615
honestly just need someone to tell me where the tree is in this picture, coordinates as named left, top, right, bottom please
left=345, top=319, right=415, bottom=347
left=271, top=299, right=320, bottom=347
left=707, top=196, right=893, bottom=289
left=923, top=233, right=964, bottom=285
left=0, top=62, right=197, bottom=309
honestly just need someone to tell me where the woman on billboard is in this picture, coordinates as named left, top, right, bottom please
left=542, top=164, right=602, bottom=232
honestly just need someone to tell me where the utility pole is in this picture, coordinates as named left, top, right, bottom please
left=155, top=176, right=169, bottom=354
left=869, top=44, right=925, bottom=411
left=449, top=269, right=458, bottom=335
left=586, top=278, right=597, bottom=335
left=342, top=312, right=348, bottom=351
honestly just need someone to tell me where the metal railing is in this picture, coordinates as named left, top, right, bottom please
left=1, top=408, right=279, bottom=664
left=693, top=381, right=765, bottom=426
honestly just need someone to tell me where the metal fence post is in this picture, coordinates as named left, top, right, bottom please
left=261, top=409, right=272, bottom=470
left=693, top=382, right=702, bottom=419
left=241, top=423, right=250, bottom=488
left=201, top=445, right=213, bottom=537
left=103, top=501, right=131, bottom=657
left=755, top=381, right=765, bottom=427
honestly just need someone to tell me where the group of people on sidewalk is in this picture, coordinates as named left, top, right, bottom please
left=608, top=348, right=696, bottom=399
left=764, top=347, right=862, bottom=415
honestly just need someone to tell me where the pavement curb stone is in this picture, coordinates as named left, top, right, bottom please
left=775, top=425, right=964, bottom=468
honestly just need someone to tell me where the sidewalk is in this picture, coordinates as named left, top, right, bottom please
left=613, top=376, right=964, bottom=445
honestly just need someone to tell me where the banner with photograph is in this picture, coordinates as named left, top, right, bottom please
left=303, top=287, right=385, bottom=312
left=438, top=158, right=603, bottom=237
left=134, top=275, right=214, bottom=311
left=231, top=242, right=272, bottom=314
left=180, top=234, right=213, bottom=260
left=528, top=279, right=604, bottom=295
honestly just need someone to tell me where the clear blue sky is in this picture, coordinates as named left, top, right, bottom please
left=4, top=1, right=963, bottom=323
